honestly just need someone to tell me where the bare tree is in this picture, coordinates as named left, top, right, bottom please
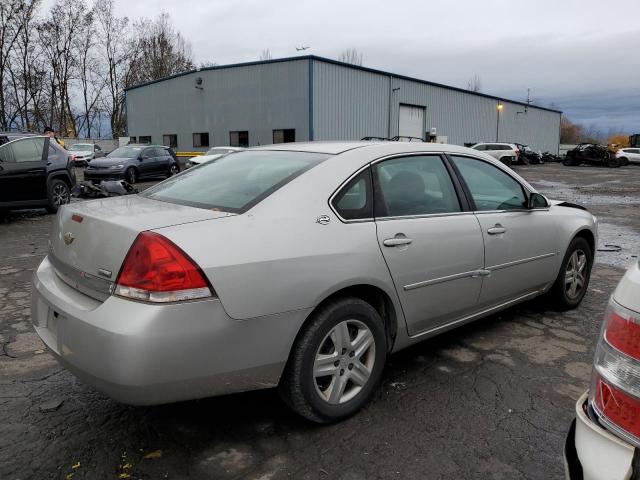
left=466, top=74, right=482, bottom=93
left=260, top=48, right=272, bottom=61
left=339, top=48, right=363, bottom=66
left=0, top=1, right=27, bottom=130
left=129, top=13, right=194, bottom=85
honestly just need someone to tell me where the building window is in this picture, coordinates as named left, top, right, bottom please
left=229, top=131, right=249, bottom=147
left=193, top=132, right=210, bottom=148
left=273, top=129, right=295, bottom=144
left=129, top=136, right=137, bottom=143
left=163, top=134, right=177, bottom=149
left=138, top=136, right=151, bottom=144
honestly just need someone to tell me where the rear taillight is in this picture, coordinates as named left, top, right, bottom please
left=115, top=232, right=213, bottom=303
left=590, top=298, right=640, bottom=445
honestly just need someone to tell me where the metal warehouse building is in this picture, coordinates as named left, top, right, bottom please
left=125, top=55, right=561, bottom=153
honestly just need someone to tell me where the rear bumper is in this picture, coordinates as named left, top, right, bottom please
left=564, top=392, right=635, bottom=480
left=31, top=256, right=310, bottom=405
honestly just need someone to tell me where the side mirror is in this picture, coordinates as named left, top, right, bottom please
left=528, top=192, right=548, bottom=209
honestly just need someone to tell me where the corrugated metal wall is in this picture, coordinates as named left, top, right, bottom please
left=313, top=60, right=561, bottom=153
left=126, top=59, right=309, bottom=151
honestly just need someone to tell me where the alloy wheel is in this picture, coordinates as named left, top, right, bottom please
left=52, top=183, right=70, bottom=206
left=565, top=249, right=587, bottom=300
left=313, top=319, right=376, bottom=405
left=169, top=165, right=179, bottom=176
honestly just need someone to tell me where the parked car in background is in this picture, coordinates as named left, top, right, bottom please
left=68, top=143, right=104, bottom=166
left=84, top=144, right=179, bottom=184
left=470, top=142, right=519, bottom=166
left=564, top=261, right=640, bottom=480
left=0, top=132, right=75, bottom=213
left=563, top=144, right=620, bottom=168
left=184, top=146, right=244, bottom=168
left=32, top=141, right=597, bottom=423
left=616, top=148, right=640, bottom=165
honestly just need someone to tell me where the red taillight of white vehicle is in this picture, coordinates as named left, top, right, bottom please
left=115, top=231, right=213, bottom=303
left=590, top=299, right=640, bottom=444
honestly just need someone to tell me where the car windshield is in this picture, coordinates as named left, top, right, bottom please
left=107, top=146, right=143, bottom=158
left=69, top=144, right=93, bottom=151
left=142, top=150, right=329, bottom=213
left=205, top=148, right=233, bottom=155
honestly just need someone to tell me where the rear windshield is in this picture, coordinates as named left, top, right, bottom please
left=142, top=150, right=329, bottom=213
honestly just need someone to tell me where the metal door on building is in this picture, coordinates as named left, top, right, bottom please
left=398, top=104, right=425, bottom=140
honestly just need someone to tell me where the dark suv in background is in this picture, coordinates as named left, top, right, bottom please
left=0, top=132, right=75, bottom=214
left=84, top=144, right=179, bottom=184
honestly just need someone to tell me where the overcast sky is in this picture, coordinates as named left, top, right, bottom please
left=49, top=0, right=640, bottom=131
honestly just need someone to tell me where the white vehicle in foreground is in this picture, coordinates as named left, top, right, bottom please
left=565, top=260, right=640, bottom=479
left=184, top=146, right=244, bottom=168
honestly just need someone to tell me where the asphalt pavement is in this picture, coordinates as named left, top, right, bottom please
left=1, top=162, right=639, bottom=479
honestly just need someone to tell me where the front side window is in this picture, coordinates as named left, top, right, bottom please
left=332, top=169, right=373, bottom=220
left=472, top=144, right=486, bottom=151
left=193, top=132, right=210, bottom=148
left=450, top=155, right=526, bottom=211
left=1, top=138, right=46, bottom=163
left=273, top=129, right=295, bottom=144
left=230, top=131, right=249, bottom=147
left=142, top=150, right=329, bottom=213
left=373, top=155, right=461, bottom=217
left=163, top=134, right=177, bottom=149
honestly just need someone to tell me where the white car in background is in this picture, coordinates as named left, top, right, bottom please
left=68, top=143, right=104, bottom=166
left=616, top=148, right=640, bottom=165
left=565, top=260, right=640, bottom=480
left=184, top=146, right=244, bottom=168
left=470, top=143, right=519, bottom=167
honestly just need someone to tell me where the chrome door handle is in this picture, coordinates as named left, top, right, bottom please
left=487, top=225, right=506, bottom=235
left=383, top=237, right=413, bottom=247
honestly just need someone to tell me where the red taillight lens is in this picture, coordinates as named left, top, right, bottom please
left=593, top=374, right=640, bottom=440
left=605, top=310, right=640, bottom=360
left=115, top=232, right=212, bottom=302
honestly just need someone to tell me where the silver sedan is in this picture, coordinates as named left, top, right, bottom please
left=32, top=142, right=597, bottom=422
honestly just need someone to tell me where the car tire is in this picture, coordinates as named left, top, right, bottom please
left=548, top=237, right=593, bottom=310
left=125, top=167, right=137, bottom=184
left=45, top=179, right=70, bottom=214
left=617, top=157, right=629, bottom=166
left=500, top=156, right=513, bottom=167
left=167, top=163, right=180, bottom=178
left=607, top=157, right=621, bottom=168
left=279, top=297, right=387, bottom=423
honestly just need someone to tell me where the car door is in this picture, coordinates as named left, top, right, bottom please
left=373, top=154, right=485, bottom=336
left=155, top=147, right=171, bottom=173
left=0, top=137, right=48, bottom=203
left=449, top=155, right=559, bottom=307
left=138, top=147, right=156, bottom=177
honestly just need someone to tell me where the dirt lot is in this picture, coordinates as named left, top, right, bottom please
left=1, top=162, right=639, bottom=480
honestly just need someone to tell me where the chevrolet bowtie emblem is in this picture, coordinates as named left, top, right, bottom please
left=63, top=232, right=75, bottom=245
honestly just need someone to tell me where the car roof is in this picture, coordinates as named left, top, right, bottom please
left=125, top=144, right=164, bottom=148
left=252, top=141, right=501, bottom=156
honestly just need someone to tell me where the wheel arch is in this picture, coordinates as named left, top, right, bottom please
left=574, top=228, right=596, bottom=259
left=294, top=283, right=402, bottom=355
left=47, top=171, right=72, bottom=188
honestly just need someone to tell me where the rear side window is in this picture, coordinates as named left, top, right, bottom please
left=451, top=156, right=526, bottom=211
left=143, top=150, right=329, bottom=213
left=373, top=155, right=461, bottom=217
left=332, top=169, right=373, bottom=220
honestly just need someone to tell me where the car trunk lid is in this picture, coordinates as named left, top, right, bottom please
left=49, top=195, right=232, bottom=300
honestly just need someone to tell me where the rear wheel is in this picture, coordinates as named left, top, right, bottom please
left=607, top=157, right=621, bottom=168
left=279, top=297, right=387, bottom=423
left=548, top=237, right=593, bottom=310
left=167, top=163, right=180, bottom=178
left=125, top=167, right=137, bottom=184
left=46, top=179, right=70, bottom=213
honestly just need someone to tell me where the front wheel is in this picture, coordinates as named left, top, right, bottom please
left=125, top=167, right=137, bottom=184
left=607, top=157, right=621, bottom=168
left=46, top=179, right=70, bottom=213
left=279, top=297, right=387, bottom=423
left=547, top=237, right=593, bottom=310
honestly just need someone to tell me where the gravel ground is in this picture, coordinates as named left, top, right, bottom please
left=1, top=162, right=639, bottom=480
